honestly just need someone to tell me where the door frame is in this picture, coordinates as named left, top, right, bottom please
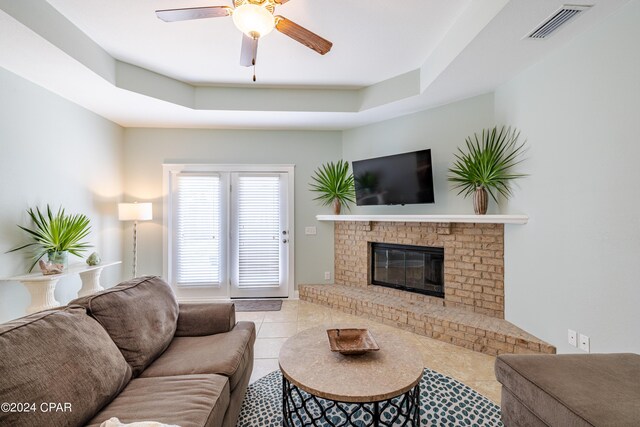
left=163, top=163, right=295, bottom=301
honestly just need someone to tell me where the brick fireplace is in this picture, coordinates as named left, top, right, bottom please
left=334, top=221, right=505, bottom=319
left=300, top=217, right=556, bottom=356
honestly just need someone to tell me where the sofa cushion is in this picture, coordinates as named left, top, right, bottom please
left=70, top=276, right=179, bottom=376
left=500, top=387, right=548, bottom=427
left=221, top=356, right=254, bottom=427
left=0, top=307, right=132, bottom=427
left=176, top=303, right=236, bottom=337
left=85, top=374, right=230, bottom=427
left=496, top=353, right=640, bottom=427
left=140, top=322, right=255, bottom=390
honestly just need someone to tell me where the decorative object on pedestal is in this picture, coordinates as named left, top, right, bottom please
left=309, top=160, right=355, bottom=215
left=118, top=202, right=153, bottom=278
left=38, top=259, right=64, bottom=275
left=86, top=251, right=102, bottom=266
left=448, top=126, right=527, bottom=215
left=47, top=249, right=69, bottom=267
left=6, top=205, right=92, bottom=273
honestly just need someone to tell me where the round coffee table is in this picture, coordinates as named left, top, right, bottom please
left=278, top=326, right=423, bottom=426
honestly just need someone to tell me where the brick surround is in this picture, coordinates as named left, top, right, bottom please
left=334, top=221, right=505, bottom=318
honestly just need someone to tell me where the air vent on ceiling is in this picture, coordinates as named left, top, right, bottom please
left=526, top=4, right=592, bottom=39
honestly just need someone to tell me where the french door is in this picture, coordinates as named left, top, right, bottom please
left=164, top=164, right=294, bottom=300
left=229, top=173, right=289, bottom=298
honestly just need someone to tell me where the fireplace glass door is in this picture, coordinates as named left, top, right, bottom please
left=372, top=243, right=444, bottom=298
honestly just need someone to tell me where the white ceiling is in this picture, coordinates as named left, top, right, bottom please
left=0, top=0, right=632, bottom=129
left=46, top=0, right=470, bottom=87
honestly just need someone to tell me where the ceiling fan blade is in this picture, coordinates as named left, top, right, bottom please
left=240, top=34, right=259, bottom=67
left=274, top=16, right=332, bottom=55
left=156, top=6, right=232, bottom=22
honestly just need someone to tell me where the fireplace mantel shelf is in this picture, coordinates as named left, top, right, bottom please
left=316, top=214, right=528, bottom=225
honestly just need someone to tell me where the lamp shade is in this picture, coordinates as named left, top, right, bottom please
left=118, top=203, right=153, bottom=221
left=232, top=3, right=275, bottom=37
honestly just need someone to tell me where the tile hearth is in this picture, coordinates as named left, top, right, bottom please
left=300, top=284, right=555, bottom=356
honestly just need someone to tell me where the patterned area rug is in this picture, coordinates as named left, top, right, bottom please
left=233, top=300, right=283, bottom=312
left=237, top=368, right=503, bottom=426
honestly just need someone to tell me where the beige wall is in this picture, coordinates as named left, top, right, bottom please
left=342, top=94, right=496, bottom=215
left=495, top=0, right=640, bottom=354
left=122, top=128, right=342, bottom=289
left=0, top=68, right=124, bottom=322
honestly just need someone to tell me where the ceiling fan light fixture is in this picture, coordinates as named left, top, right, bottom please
left=232, top=3, right=275, bottom=38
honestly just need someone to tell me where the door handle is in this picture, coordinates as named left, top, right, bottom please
left=282, top=239, right=288, bottom=244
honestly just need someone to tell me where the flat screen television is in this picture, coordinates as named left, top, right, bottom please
left=352, top=149, right=434, bottom=206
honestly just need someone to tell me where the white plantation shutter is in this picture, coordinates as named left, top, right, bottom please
left=236, top=175, right=281, bottom=287
left=176, top=174, right=221, bottom=286
left=166, top=164, right=292, bottom=298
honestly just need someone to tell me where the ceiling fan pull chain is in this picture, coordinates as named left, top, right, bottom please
left=252, top=57, right=257, bottom=82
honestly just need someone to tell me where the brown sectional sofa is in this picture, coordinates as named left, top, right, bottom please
left=496, top=353, right=640, bottom=426
left=0, top=276, right=255, bottom=427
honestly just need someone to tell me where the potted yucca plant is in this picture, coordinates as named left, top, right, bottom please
left=448, top=126, right=527, bottom=214
left=309, top=160, right=355, bottom=215
left=7, top=205, right=92, bottom=272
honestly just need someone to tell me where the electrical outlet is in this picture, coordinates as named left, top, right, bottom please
left=305, top=226, right=317, bottom=235
left=568, top=329, right=577, bottom=347
left=324, top=271, right=331, bottom=281
left=579, top=334, right=590, bottom=352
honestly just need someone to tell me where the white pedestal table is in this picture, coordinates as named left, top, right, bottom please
left=1, top=261, right=121, bottom=314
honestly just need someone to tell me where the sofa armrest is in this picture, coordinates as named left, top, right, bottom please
left=175, top=302, right=236, bottom=337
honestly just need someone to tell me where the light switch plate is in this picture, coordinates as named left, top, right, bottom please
left=305, top=226, right=317, bottom=235
left=568, top=329, right=577, bottom=347
left=324, top=271, right=331, bottom=280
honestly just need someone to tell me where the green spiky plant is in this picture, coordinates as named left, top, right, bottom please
left=448, top=126, right=527, bottom=203
left=309, top=160, right=355, bottom=213
left=7, top=205, right=92, bottom=272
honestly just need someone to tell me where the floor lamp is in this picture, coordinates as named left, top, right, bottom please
left=118, top=202, right=153, bottom=278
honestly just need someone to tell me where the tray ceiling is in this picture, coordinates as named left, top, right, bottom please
left=0, top=0, right=631, bottom=129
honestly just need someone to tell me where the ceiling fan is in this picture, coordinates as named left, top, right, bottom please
left=156, top=0, right=333, bottom=81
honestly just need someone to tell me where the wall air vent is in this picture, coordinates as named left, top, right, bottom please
left=526, top=4, right=592, bottom=39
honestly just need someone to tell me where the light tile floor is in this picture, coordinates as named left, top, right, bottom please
left=240, top=300, right=502, bottom=404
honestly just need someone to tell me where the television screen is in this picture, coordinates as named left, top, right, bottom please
left=352, top=149, right=434, bottom=206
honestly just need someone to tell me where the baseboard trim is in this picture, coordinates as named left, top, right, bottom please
left=177, top=295, right=296, bottom=303
left=177, top=296, right=231, bottom=304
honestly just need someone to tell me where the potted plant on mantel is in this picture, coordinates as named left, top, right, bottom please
left=7, top=205, right=92, bottom=274
left=448, top=126, right=527, bottom=215
left=309, top=160, right=355, bottom=215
